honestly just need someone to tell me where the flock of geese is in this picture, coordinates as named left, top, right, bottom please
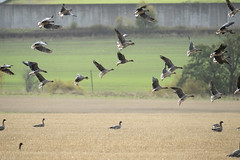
left=0, top=0, right=240, bottom=157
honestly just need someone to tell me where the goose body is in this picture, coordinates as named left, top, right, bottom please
left=31, top=41, right=52, bottom=53
left=23, top=61, right=47, bottom=76
left=134, top=5, right=156, bottom=22
left=210, top=44, right=227, bottom=58
left=74, top=74, right=88, bottom=86
left=35, top=73, right=54, bottom=88
left=0, top=64, right=14, bottom=75
left=209, top=80, right=224, bottom=102
left=160, top=55, right=183, bottom=73
left=152, top=76, right=168, bottom=92
left=114, top=28, right=134, bottom=51
left=226, top=0, right=240, bottom=17
left=58, top=4, right=77, bottom=18
left=170, top=87, right=194, bottom=106
left=33, top=118, right=45, bottom=127
left=234, top=76, right=240, bottom=95
left=212, top=121, right=223, bottom=132
left=109, top=121, right=122, bottom=129
left=216, top=21, right=234, bottom=35
left=0, top=119, right=6, bottom=131
left=187, top=36, right=201, bottom=56
left=116, top=52, right=134, bottom=66
left=213, top=55, right=231, bottom=65
left=160, top=65, right=176, bottom=81
left=93, top=60, right=114, bottom=78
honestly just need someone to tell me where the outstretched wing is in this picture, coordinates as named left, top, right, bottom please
left=136, top=5, right=147, bottom=11
left=152, top=76, right=160, bottom=89
left=209, top=80, right=218, bottom=95
left=44, top=24, right=62, bottom=29
left=114, top=28, right=125, bottom=44
left=170, top=87, right=184, bottom=98
left=93, top=60, right=105, bottom=71
left=139, top=13, right=156, bottom=22
left=214, top=44, right=227, bottom=53
left=35, top=46, right=52, bottom=53
left=117, top=52, right=126, bottom=61
left=35, top=73, right=45, bottom=82
left=1, top=68, right=14, bottom=75
left=220, top=21, right=234, bottom=30
left=160, top=55, right=174, bottom=68
left=60, top=4, right=67, bottom=12
left=226, top=0, right=235, bottom=11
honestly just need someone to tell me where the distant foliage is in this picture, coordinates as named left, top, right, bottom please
left=115, top=16, right=124, bottom=29
left=22, top=70, right=39, bottom=92
left=70, top=22, right=78, bottom=29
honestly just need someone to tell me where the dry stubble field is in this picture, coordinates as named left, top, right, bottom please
left=0, top=96, right=240, bottom=160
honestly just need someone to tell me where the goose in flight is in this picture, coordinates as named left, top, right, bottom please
left=134, top=5, right=156, bottom=23
left=160, top=55, right=183, bottom=73
left=152, top=76, right=168, bottom=92
left=212, top=121, right=223, bottom=132
left=74, top=74, right=88, bottom=86
left=160, top=64, right=176, bottom=81
left=109, top=121, right=122, bottom=129
left=0, top=119, right=6, bottom=131
left=209, top=80, right=224, bottom=102
left=234, top=76, right=240, bottom=94
left=216, top=21, right=234, bottom=35
left=37, top=15, right=62, bottom=29
left=0, top=64, right=14, bottom=75
left=22, top=61, right=47, bottom=76
left=114, top=28, right=134, bottom=51
left=35, top=73, right=54, bottom=88
left=226, top=0, right=240, bottom=17
left=58, top=4, right=77, bottom=18
left=93, top=60, right=114, bottom=78
left=116, top=52, right=134, bottom=66
left=210, top=44, right=227, bottom=58
left=19, top=143, right=23, bottom=150
left=33, top=118, right=45, bottom=127
left=170, top=87, right=194, bottom=106
left=31, top=41, right=52, bottom=53
left=227, top=143, right=240, bottom=157
left=187, top=36, right=201, bottom=56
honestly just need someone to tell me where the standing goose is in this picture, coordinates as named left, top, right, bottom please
left=93, top=60, right=114, bottom=78
left=234, top=76, right=240, bottom=94
left=114, top=28, right=135, bottom=51
left=19, top=143, right=23, bottom=150
left=160, top=55, right=183, bottom=73
left=74, top=74, right=88, bottom=86
left=22, top=61, right=47, bottom=76
left=134, top=5, right=156, bottom=23
left=0, top=119, right=6, bottom=131
left=227, top=143, right=240, bottom=157
left=35, top=73, right=54, bottom=89
left=0, top=64, right=14, bottom=75
left=187, top=36, right=202, bottom=56
left=116, top=52, right=134, bottom=66
left=216, top=21, right=234, bottom=35
left=109, top=121, right=122, bottom=129
left=170, top=87, right=194, bottom=106
left=226, top=0, right=240, bottom=17
left=160, top=64, right=176, bottom=81
left=58, top=4, right=77, bottom=18
left=33, top=118, right=45, bottom=127
left=152, top=76, right=168, bottom=92
left=31, top=41, right=52, bottom=53
left=212, top=121, right=223, bottom=132
left=210, top=44, right=227, bottom=58
left=209, top=80, right=224, bottom=102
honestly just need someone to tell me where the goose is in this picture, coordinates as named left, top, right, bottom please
left=109, top=121, right=122, bottom=129
left=187, top=36, right=202, bottom=56
left=160, top=64, right=176, bottom=81
left=33, top=118, right=45, bottom=127
left=134, top=5, right=156, bottom=23
left=19, top=143, right=23, bottom=150
left=114, top=28, right=135, bottom=51
left=152, top=76, right=168, bottom=92
left=93, top=60, right=114, bottom=78
left=0, top=119, right=6, bottom=131
left=209, top=80, right=224, bottom=102
left=74, top=74, right=88, bottom=86
left=116, top=52, right=134, bottom=66
left=226, top=0, right=240, bottom=17
left=0, top=64, right=14, bottom=75
left=170, top=87, right=194, bottom=106
left=227, top=143, right=240, bottom=157
left=38, top=15, right=54, bottom=28
left=210, top=44, right=227, bottom=58
left=58, top=4, right=77, bottom=18
left=160, top=55, right=183, bottom=73
left=234, top=76, right=240, bottom=94
left=31, top=41, right=52, bottom=53
left=212, top=121, right=223, bottom=132
left=22, top=61, right=47, bottom=76
left=35, top=73, right=54, bottom=89
left=216, top=21, right=234, bottom=35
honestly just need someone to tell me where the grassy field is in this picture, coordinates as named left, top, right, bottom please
left=0, top=35, right=220, bottom=93
left=6, top=0, right=239, bottom=4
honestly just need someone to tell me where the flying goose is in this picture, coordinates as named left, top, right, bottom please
left=114, top=28, right=135, bottom=51
left=74, top=74, right=88, bottom=86
left=216, top=21, right=234, bottom=35
left=35, top=73, right=54, bottom=88
left=209, top=80, right=224, bottom=102
left=212, top=121, right=223, bottom=132
left=31, top=41, right=52, bottom=53
left=234, top=75, right=240, bottom=94
left=187, top=36, right=202, bottom=56
left=0, top=64, right=14, bottom=75
left=227, top=143, right=240, bottom=157
left=160, top=55, right=183, bottom=73
left=116, top=52, right=134, bottom=66
left=152, top=76, right=168, bottom=92
left=33, top=118, right=45, bottom=127
left=134, top=5, right=156, bottom=23
left=22, top=61, right=47, bottom=76
left=210, top=44, right=227, bottom=58
left=226, top=0, right=240, bottom=17
left=109, top=121, right=122, bottom=129
left=19, top=143, right=23, bottom=150
left=160, top=64, right=176, bottom=81
left=93, top=60, right=114, bottom=78
left=38, top=15, right=54, bottom=28
left=0, top=119, right=6, bottom=131
left=170, top=87, right=194, bottom=106
left=58, top=4, right=77, bottom=18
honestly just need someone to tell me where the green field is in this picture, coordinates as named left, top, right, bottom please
left=0, top=35, right=220, bottom=93
left=6, top=0, right=239, bottom=4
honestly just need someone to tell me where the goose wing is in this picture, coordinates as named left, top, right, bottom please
left=220, top=21, right=234, bottom=30
left=23, top=61, right=39, bottom=71
left=93, top=60, right=105, bottom=71
left=60, top=4, right=67, bottom=13
left=214, top=44, right=227, bottom=53
left=237, top=76, right=240, bottom=88
left=35, top=73, right=46, bottom=82
left=162, top=65, right=167, bottom=74
left=171, top=87, right=184, bottom=98
left=35, top=46, right=52, bottom=53
left=43, top=24, right=62, bottom=29
left=160, top=55, right=174, bottom=68
left=226, top=0, right=235, bottom=11
left=0, top=68, right=14, bottom=75
left=188, top=36, right=194, bottom=50
left=41, top=15, right=54, bottom=23
left=139, top=13, right=156, bottom=22
left=117, top=52, right=126, bottom=61
left=209, top=80, right=218, bottom=95
left=114, top=28, right=125, bottom=44
left=136, top=5, right=147, bottom=11
left=152, top=77, right=160, bottom=89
